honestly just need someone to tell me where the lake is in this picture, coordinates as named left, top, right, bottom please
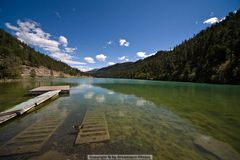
left=0, top=78, right=240, bottom=160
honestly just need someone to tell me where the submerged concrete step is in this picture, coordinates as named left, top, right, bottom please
left=0, top=110, right=69, bottom=156
left=194, top=134, right=240, bottom=160
left=75, top=109, right=110, bottom=144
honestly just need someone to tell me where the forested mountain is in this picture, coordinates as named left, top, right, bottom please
left=0, top=29, right=85, bottom=79
left=92, top=10, right=240, bottom=84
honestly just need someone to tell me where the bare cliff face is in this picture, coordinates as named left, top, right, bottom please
left=21, top=65, right=74, bottom=78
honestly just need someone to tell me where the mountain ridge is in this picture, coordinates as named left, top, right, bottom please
left=0, top=29, right=87, bottom=79
left=91, top=10, right=240, bottom=84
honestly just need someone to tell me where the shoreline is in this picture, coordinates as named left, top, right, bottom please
left=0, top=76, right=91, bottom=83
left=1, top=76, right=239, bottom=85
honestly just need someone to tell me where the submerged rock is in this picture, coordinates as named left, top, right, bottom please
left=194, top=134, right=240, bottom=160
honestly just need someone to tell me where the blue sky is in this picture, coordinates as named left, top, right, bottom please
left=1, top=0, right=239, bottom=71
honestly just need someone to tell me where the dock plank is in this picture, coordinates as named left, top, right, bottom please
left=29, top=86, right=70, bottom=95
left=0, top=110, right=69, bottom=156
left=0, top=113, right=17, bottom=124
left=75, top=109, right=110, bottom=144
left=0, top=90, right=60, bottom=124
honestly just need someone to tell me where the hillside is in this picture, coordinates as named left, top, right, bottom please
left=0, top=29, right=86, bottom=79
left=92, top=10, right=240, bottom=84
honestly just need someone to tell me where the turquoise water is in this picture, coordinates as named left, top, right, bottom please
left=0, top=78, right=239, bottom=159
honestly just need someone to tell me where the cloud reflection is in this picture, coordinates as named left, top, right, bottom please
left=71, top=84, right=94, bottom=94
left=136, top=99, right=147, bottom=106
left=84, top=91, right=94, bottom=99
left=96, top=95, right=105, bottom=103
left=108, top=91, right=115, bottom=95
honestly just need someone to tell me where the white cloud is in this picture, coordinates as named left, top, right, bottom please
left=55, top=11, right=61, bottom=19
left=136, top=51, right=155, bottom=59
left=107, top=41, right=112, bottom=45
left=5, top=20, right=85, bottom=69
left=14, top=22, right=60, bottom=53
left=65, top=47, right=76, bottom=53
left=5, top=22, right=19, bottom=31
left=50, top=51, right=85, bottom=65
left=61, top=59, right=86, bottom=65
left=96, top=54, right=107, bottom=62
left=74, top=65, right=93, bottom=72
left=119, top=39, right=130, bottom=47
left=136, top=52, right=147, bottom=58
left=118, top=56, right=125, bottom=60
left=84, top=57, right=95, bottom=63
left=220, top=17, right=226, bottom=22
left=59, top=36, right=68, bottom=47
left=203, top=17, right=219, bottom=24
left=118, top=56, right=129, bottom=62
left=118, top=56, right=126, bottom=61
left=108, top=62, right=115, bottom=65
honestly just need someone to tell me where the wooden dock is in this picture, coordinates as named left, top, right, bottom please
left=0, top=90, right=60, bottom=124
left=75, top=109, right=110, bottom=144
left=0, top=110, right=69, bottom=156
left=0, top=114, right=17, bottom=124
left=29, top=85, right=70, bottom=95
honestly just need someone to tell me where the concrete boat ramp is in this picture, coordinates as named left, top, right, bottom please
left=0, top=85, right=70, bottom=124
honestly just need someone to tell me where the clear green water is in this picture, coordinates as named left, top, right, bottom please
left=0, top=78, right=239, bottom=160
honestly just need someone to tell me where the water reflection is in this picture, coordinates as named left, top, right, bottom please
left=0, top=78, right=239, bottom=159
left=84, top=91, right=94, bottom=99
left=70, top=84, right=94, bottom=95
left=136, top=99, right=148, bottom=106
left=108, top=91, right=115, bottom=95
left=97, top=89, right=204, bottom=159
left=95, top=95, right=105, bottom=103
left=96, top=81, right=240, bottom=153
